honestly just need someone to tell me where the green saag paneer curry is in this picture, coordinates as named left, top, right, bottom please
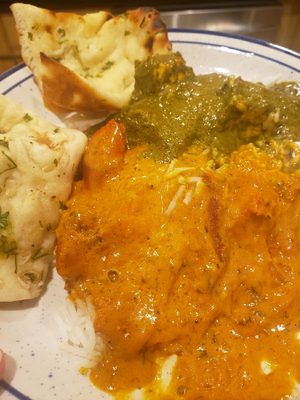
left=115, top=53, right=300, bottom=164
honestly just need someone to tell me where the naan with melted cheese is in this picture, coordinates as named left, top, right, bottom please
left=0, top=94, right=87, bottom=301
left=10, top=3, right=172, bottom=114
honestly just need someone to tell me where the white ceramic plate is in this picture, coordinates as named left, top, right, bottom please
left=0, top=30, right=299, bottom=400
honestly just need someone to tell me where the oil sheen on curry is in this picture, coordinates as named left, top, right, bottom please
left=56, top=54, right=300, bottom=399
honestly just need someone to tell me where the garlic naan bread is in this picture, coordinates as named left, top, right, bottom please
left=10, top=3, right=172, bottom=114
left=0, top=95, right=87, bottom=301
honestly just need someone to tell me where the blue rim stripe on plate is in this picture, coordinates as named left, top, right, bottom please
left=0, top=380, right=32, bottom=400
left=169, top=28, right=300, bottom=59
left=172, top=40, right=300, bottom=73
left=2, top=74, right=33, bottom=95
left=0, top=63, right=26, bottom=82
left=0, top=30, right=298, bottom=93
left=1, top=38, right=298, bottom=95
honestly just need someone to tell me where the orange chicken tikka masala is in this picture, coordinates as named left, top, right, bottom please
left=56, top=54, right=300, bottom=399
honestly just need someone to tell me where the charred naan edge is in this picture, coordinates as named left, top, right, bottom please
left=0, top=95, right=87, bottom=301
left=10, top=3, right=172, bottom=114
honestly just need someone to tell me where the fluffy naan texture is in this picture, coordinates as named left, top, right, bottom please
left=0, top=95, right=87, bottom=301
left=10, top=3, right=172, bottom=114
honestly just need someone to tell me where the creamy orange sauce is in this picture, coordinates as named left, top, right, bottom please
left=56, top=120, right=300, bottom=399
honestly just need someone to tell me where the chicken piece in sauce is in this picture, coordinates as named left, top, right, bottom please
left=56, top=119, right=300, bottom=399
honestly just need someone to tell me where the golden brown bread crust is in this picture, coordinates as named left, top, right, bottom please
left=125, top=8, right=171, bottom=53
left=11, top=4, right=172, bottom=114
left=40, top=53, right=117, bottom=115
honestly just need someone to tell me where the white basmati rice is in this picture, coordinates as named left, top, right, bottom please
left=54, top=297, right=104, bottom=368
